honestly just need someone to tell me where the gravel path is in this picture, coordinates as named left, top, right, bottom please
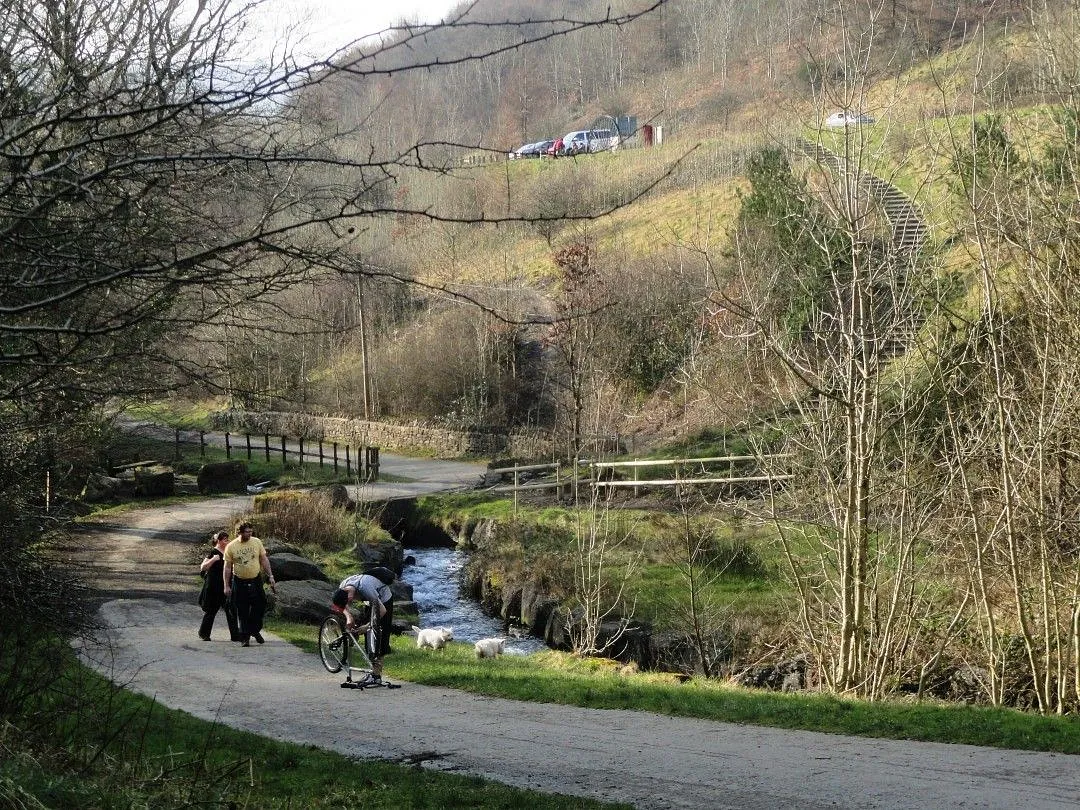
left=71, top=496, right=1080, bottom=810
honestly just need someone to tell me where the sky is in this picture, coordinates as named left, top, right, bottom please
left=255, top=0, right=465, bottom=61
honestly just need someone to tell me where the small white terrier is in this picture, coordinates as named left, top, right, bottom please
left=474, top=637, right=506, bottom=659
left=413, top=625, right=454, bottom=650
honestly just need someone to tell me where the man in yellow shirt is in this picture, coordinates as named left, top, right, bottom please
left=223, top=522, right=277, bottom=647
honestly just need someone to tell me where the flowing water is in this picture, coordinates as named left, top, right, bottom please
left=403, top=546, right=546, bottom=655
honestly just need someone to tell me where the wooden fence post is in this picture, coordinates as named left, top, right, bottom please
left=367, top=446, right=379, bottom=480
left=318, top=439, right=324, bottom=468
left=280, top=435, right=287, bottom=465
left=264, top=433, right=270, bottom=463
left=246, top=433, right=252, bottom=460
left=345, top=445, right=351, bottom=476
left=333, top=442, right=338, bottom=473
left=299, top=437, right=305, bottom=468
left=225, top=432, right=231, bottom=460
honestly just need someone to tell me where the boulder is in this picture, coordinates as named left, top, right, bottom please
left=595, top=619, right=651, bottom=667
left=389, top=581, right=414, bottom=602
left=134, top=466, right=175, bottom=496
left=734, top=655, right=808, bottom=691
left=500, top=585, right=523, bottom=623
left=268, top=552, right=329, bottom=583
left=263, top=539, right=303, bottom=557
left=268, top=579, right=335, bottom=624
left=352, top=540, right=404, bottom=571
left=544, top=605, right=572, bottom=650
left=197, top=460, right=248, bottom=494
left=80, top=473, right=123, bottom=502
left=531, top=598, right=560, bottom=638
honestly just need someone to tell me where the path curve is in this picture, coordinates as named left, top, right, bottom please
left=72, top=498, right=1080, bottom=810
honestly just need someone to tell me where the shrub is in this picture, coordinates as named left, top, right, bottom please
left=249, top=490, right=373, bottom=550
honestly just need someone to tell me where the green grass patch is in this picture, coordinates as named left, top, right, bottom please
left=268, top=616, right=1080, bottom=754
left=123, top=398, right=222, bottom=429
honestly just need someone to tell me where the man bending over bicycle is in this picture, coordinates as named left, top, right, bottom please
left=331, top=567, right=396, bottom=684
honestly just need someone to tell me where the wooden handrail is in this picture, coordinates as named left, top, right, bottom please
left=591, top=454, right=790, bottom=469
left=594, top=474, right=793, bottom=487
left=488, top=462, right=561, bottom=474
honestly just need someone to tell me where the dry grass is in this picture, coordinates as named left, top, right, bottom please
left=250, top=490, right=386, bottom=550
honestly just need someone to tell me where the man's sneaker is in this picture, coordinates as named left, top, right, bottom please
left=356, top=672, right=381, bottom=686
left=253, top=632, right=265, bottom=644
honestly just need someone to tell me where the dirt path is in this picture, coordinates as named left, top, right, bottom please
left=71, top=498, right=1080, bottom=810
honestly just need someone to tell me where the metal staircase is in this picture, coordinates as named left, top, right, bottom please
left=794, top=138, right=929, bottom=253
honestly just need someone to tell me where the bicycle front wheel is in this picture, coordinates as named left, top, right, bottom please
left=318, top=615, right=348, bottom=673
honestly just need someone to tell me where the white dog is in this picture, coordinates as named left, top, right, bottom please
left=474, top=637, right=506, bottom=659
left=413, top=625, right=454, bottom=650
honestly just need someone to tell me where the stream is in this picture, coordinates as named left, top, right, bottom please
left=404, top=546, right=546, bottom=655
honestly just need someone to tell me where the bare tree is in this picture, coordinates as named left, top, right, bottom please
left=568, top=489, right=643, bottom=657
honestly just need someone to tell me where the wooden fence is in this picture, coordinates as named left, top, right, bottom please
left=487, top=454, right=792, bottom=503
left=173, top=429, right=380, bottom=480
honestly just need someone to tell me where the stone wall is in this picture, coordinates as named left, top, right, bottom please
left=209, top=409, right=553, bottom=459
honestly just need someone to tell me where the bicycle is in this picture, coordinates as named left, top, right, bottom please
left=318, top=609, right=400, bottom=690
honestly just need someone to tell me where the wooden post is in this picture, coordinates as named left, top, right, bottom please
left=318, top=439, right=324, bottom=468
left=199, top=431, right=206, bottom=458
left=368, top=446, right=379, bottom=480
left=299, top=437, right=305, bottom=469
left=633, top=465, right=639, bottom=499
left=333, top=442, right=338, bottom=473
left=264, top=433, right=271, bottom=462
left=513, top=466, right=519, bottom=515
left=280, top=434, right=287, bottom=465
left=246, top=433, right=252, bottom=460
left=225, top=432, right=231, bottom=460
left=345, top=445, right=351, bottom=476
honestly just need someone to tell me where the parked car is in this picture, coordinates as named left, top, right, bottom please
left=531, top=139, right=556, bottom=158
left=825, top=111, right=875, bottom=128
left=508, top=141, right=535, bottom=160
left=508, top=138, right=555, bottom=159
left=561, top=128, right=620, bottom=156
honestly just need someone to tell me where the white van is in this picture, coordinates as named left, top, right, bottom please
left=561, top=129, right=620, bottom=156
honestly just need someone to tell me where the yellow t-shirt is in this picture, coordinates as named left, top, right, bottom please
left=223, top=536, right=265, bottom=580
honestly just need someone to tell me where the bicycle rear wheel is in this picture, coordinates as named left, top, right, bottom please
left=318, top=615, right=348, bottom=673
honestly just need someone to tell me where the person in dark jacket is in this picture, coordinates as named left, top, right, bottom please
left=198, top=531, right=240, bottom=641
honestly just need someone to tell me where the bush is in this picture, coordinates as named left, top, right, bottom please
left=249, top=490, right=373, bottom=550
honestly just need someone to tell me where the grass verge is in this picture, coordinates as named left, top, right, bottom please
left=269, top=616, right=1080, bottom=755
